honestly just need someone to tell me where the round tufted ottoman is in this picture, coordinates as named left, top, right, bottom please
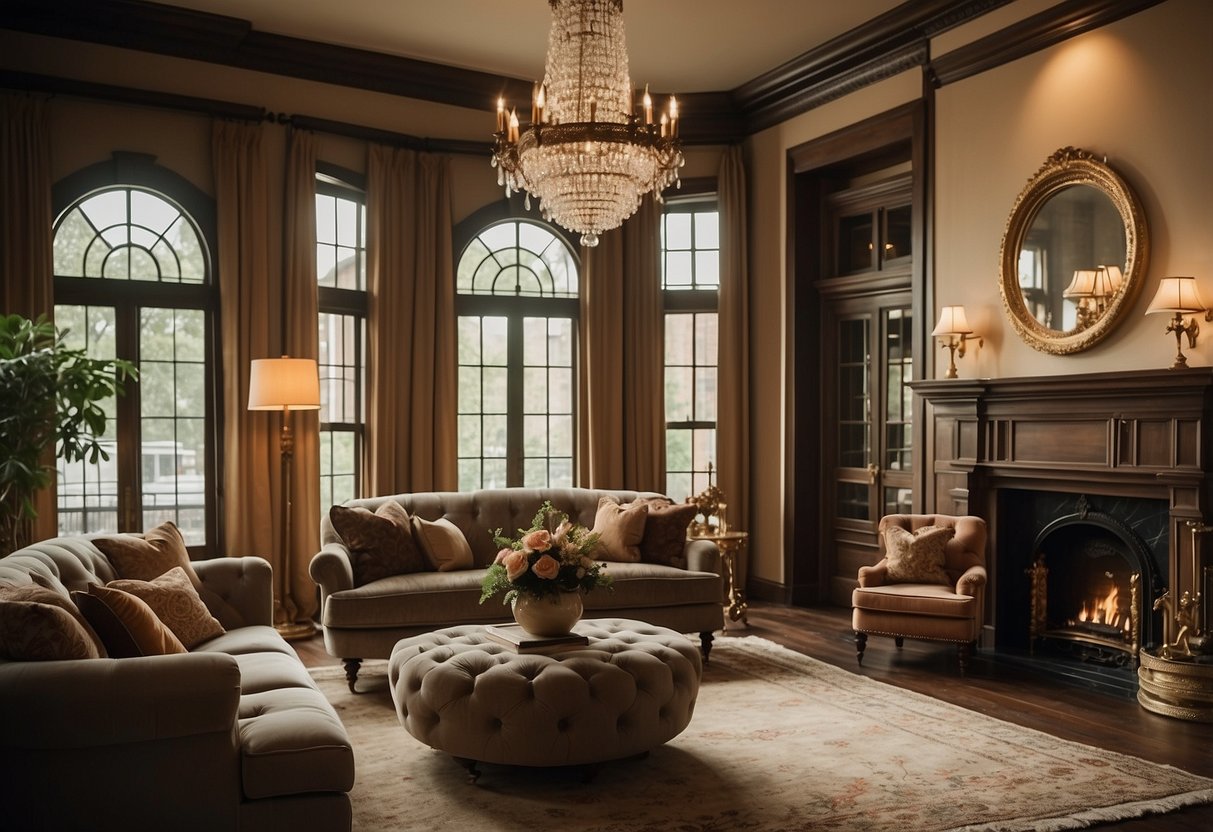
left=388, top=618, right=702, bottom=778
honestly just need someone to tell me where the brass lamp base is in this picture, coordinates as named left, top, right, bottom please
left=275, top=620, right=317, bottom=641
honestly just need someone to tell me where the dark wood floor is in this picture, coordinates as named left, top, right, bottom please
left=293, top=602, right=1213, bottom=830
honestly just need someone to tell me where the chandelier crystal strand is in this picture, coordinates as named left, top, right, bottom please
left=491, top=0, right=683, bottom=247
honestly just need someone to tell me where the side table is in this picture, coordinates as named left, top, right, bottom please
left=692, top=530, right=749, bottom=626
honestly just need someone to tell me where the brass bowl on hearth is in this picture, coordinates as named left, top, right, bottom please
left=1137, top=648, right=1213, bottom=722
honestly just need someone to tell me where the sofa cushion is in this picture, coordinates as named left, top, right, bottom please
left=107, top=567, right=225, bottom=649
left=591, top=497, right=648, bottom=562
left=329, top=501, right=427, bottom=586
left=633, top=499, right=697, bottom=568
left=232, top=650, right=318, bottom=695
left=73, top=585, right=188, bottom=657
left=411, top=516, right=474, bottom=572
left=238, top=686, right=355, bottom=799
left=0, top=581, right=106, bottom=656
left=884, top=524, right=954, bottom=585
left=0, top=596, right=101, bottom=660
left=193, top=625, right=297, bottom=658
left=93, top=521, right=202, bottom=589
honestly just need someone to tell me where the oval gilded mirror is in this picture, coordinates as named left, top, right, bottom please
left=998, top=147, right=1148, bottom=354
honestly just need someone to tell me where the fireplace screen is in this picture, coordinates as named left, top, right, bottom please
left=1028, top=533, right=1141, bottom=663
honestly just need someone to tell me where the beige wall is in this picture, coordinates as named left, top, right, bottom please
left=934, top=0, right=1213, bottom=378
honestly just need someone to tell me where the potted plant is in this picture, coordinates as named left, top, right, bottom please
left=0, top=313, right=136, bottom=555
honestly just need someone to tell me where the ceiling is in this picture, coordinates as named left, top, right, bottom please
left=149, top=0, right=904, bottom=93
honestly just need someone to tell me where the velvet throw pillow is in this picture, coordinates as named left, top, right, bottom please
left=93, top=520, right=202, bottom=589
left=73, top=585, right=188, bottom=658
left=0, top=599, right=101, bottom=661
left=107, top=566, right=225, bottom=649
left=411, top=517, right=474, bottom=572
left=0, top=582, right=107, bottom=657
left=330, top=501, right=428, bottom=585
left=590, top=497, right=648, bottom=563
left=631, top=498, right=697, bottom=568
left=883, top=524, right=955, bottom=585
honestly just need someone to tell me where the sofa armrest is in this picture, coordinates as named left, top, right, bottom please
left=858, top=559, right=890, bottom=588
left=195, top=556, right=274, bottom=627
left=957, top=564, right=988, bottom=597
left=0, top=651, right=241, bottom=750
left=684, top=538, right=721, bottom=575
left=310, top=543, right=355, bottom=599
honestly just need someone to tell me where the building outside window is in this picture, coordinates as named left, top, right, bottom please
left=455, top=219, right=579, bottom=491
left=662, top=198, right=720, bottom=503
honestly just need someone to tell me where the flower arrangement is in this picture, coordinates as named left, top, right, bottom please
left=479, top=501, right=612, bottom=605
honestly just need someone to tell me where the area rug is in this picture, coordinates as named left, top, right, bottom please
left=311, top=636, right=1213, bottom=831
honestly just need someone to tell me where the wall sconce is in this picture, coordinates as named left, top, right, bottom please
left=931, top=305, right=982, bottom=379
left=1063, top=269, right=1100, bottom=329
left=1145, top=276, right=1209, bottom=369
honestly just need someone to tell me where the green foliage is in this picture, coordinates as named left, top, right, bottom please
left=479, top=500, right=612, bottom=605
left=0, top=313, right=137, bottom=554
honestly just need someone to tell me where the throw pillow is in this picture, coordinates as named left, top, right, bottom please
left=0, top=599, right=101, bottom=661
left=410, top=516, right=474, bottom=572
left=883, top=524, right=955, bottom=585
left=633, top=498, right=698, bottom=568
left=107, top=566, right=225, bottom=649
left=93, top=520, right=202, bottom=589
left=329, top=501, right=428, bottom=585
left=73, top=585, right=187, bottom=658
left=0, top=582, right=107, bottom=657
left=590, top=497, right=648, bottom=563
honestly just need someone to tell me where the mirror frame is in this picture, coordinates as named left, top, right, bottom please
left=998, top=146, right=1149, bottom=355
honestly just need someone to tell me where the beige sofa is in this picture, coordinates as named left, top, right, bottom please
left=311, top=488, right=724, bottom=690
left=0, top=535, right=354, bottom=832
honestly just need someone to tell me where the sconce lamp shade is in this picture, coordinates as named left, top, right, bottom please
left=1146, top=276, right=1206, bottom=315
left=248, top=357, right=321, bottom=410
left=931, top=305, right=974, bottom=337
left=1095, top=264, right=1124, bottom=297
left=1063, top=269, right=1099, bottom=299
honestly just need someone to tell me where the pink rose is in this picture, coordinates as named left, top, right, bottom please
left=503, top=550, right=530, bottom=581
left=532, top=554, right=560, bottom=580
left=494, top=547, right=513, bottom=564
left=522, top=529, right=552, bottom=552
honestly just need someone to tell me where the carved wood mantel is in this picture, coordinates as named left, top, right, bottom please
left=911, top=368, right=1213, bottom=638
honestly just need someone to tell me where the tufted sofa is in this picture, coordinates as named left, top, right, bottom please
left=311, top=488, right=724, bottom=690
left=0, top=535, right=355, bottom=832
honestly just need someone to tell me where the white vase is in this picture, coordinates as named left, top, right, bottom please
left=511, top=591, right=583, bottom=637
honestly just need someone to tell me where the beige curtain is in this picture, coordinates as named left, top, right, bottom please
left=0, top=93, right=56, bottom=542
left=621, top=197, right=666, bottom=493
left=576, top=229, right=625, bottom=488
left=213, top=120, right=285, bottom=617
left=365, top=146, right=457, bottom=495
left=282, top=129, right=320, bottom=621
left=717, top=145, right=751, bottom=532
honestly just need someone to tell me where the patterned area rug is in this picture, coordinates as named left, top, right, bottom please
left=312, top=636, right=1213, bottom=831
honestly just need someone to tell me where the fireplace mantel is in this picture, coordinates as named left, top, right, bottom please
left=911, top=367, right=1213, bottom=645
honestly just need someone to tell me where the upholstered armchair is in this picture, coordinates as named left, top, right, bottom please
left=852, top=513, right=988, bottom=673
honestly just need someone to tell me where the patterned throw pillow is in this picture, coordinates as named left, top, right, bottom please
left=73, top=585, right=188, bottom=658
left=330, top=501, right=428, bottom=585
left=0, top=582, right=107, bottom=657
left=883, top=524, right=955, bottom=585
left=0, top=593, right=101, bottom=661
left=93, top=520, right=202, bottom=589
left=589, top=497, right=648, bottom=562
left=410, top=517, right=475, bottom=572
left=107, top=566, right=225, bottom=649
left=631, top=498, right=697, bottom=568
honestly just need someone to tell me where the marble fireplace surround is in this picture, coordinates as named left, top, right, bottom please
left=911, top=368, right=1213, bottom=662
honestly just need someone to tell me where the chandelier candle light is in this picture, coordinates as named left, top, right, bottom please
left=491, top=0, right=684, bottom=247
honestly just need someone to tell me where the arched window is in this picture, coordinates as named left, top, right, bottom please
left=455, top=214, right=579, bottom=490
left=52, top=154, right=217, bottom=553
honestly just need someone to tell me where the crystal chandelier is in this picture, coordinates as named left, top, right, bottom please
left=491, top=0, right=683, bottom=247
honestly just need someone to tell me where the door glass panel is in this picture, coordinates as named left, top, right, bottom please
left=55, top=304, right=120, bottom=536
left=884, top=205, right=912, bottom=262
left=838, top=212, right=874, bottom=274
left=884, top=486, right=913, bottom=516
left=838, top=318, right=870, bottom=469
left=884, top=307, right=913, bottom=473
left=838, top=482, right=869, bottom=521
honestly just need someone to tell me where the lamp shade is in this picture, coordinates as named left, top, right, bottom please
left=1146, top=276, right=1205, bottom=315
left=931, top=305, right=974, bottom=337
left=1063, top=269, right=1099, bottom=299
left=1095, top=264, right=1124, bottom=297
left=248, top=357, right=321, bottom=410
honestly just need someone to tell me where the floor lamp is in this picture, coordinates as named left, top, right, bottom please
left=248, top=356, right=321, bottom=640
